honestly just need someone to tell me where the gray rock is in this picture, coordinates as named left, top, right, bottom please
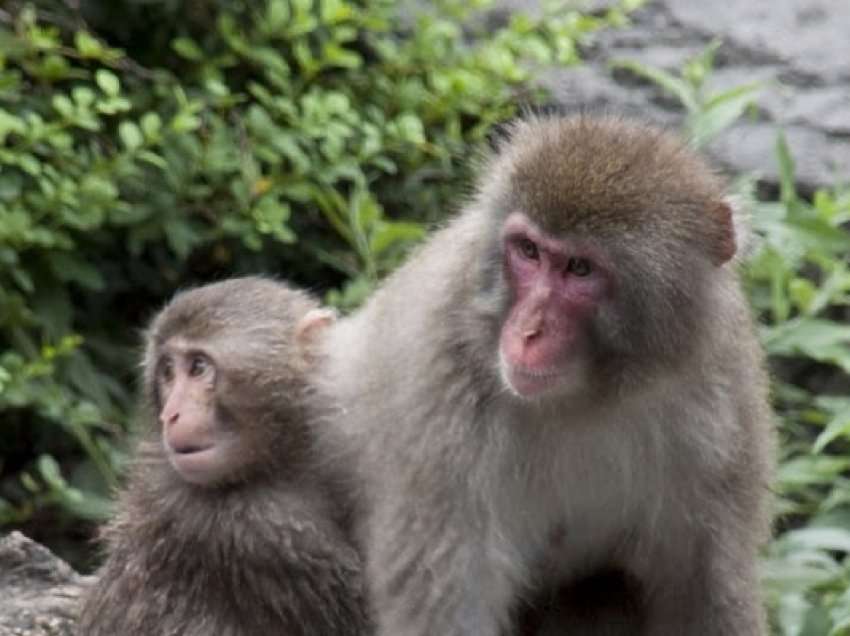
left=520, top=0, right=850, bottom=189
left=666, top=0, right=850, bottom=83
left=0, top=532, right=90, bottom=636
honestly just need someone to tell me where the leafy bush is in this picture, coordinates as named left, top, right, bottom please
left=751, top=142, right=850, bottom=636
left=615, top=44, right=850, bottom=635
left=7, top=8, right=850, bottom=636
left=0, top=0, right=632, bottom=560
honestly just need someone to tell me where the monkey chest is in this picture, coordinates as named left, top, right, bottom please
left=496, top=425, right=666, bottom=575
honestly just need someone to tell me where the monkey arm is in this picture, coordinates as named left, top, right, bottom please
left=364, top=485, right=519, bottom=636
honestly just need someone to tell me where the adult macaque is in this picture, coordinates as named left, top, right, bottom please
left=78, top=277, right=369, bottom=636
left=318, top=115, right=774, bottom=635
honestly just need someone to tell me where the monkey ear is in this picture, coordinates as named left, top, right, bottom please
left=296, top=308, right=338, bottom=348
left=708, top=201, right=737, bottom=265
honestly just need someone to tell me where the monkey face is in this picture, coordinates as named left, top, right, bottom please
left=143, top=278, right=337, bottom=487
left=497, top=212, right=611, bottom=399
left=485, top=115, right=738, bottom=402
left=155, top=337, right=243, bottom=486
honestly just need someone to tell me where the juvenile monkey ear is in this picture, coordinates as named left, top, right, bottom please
left=708, top=200, right=737, bottom=265
left=296, top=308, right=338, bottom=348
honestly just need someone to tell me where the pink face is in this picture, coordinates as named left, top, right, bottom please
left=157, top=339, right=239, bottom=485
left=498, top=212, right=611, bottom=399
left=154, top=308, right=335, bottom=486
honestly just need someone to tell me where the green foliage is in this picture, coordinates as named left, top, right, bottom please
left=748, top=145, right=850, bottom=635
left=0, top=0, right=626, bottom=537
left=9, top=11, right=850, bottom=636
left=611, top=40, right=762, bottom=148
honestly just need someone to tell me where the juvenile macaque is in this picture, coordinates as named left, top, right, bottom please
left=317, top=115, right=775, bottom=635
left=78, top=277, right=368, bottom=636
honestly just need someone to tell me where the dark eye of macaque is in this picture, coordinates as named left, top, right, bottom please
left=159, top=356, right=174, bottom=383
left=566, top=257, right=592, bottom=277
left=188, top=353, right=210, bottom=378
left=517, top=237, right=539, bottom=261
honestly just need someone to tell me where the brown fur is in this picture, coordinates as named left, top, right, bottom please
left=317, top=114, right=774, bottom=635
left=77, top=277, right=369, bottom=636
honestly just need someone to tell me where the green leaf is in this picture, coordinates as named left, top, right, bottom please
left=323, top=43, right=362, bottom=69
left=0, top=109, right=27, bottom=144
left=52, top=94, right=74, bottom=118
left=80, top=173, right=119, bottom=204
left=119, top=121, right=143, bottom=151
left=95, top=69, right=120, bottom=97
left=140, top=112, right=163, bottom=140
left=813, top=401, right=850, bottom=453
left=251, top=195, right=295, bottom=243
left=776, top=131, right=798, bottom=205
left=830, top=589, right=850, bottom=635
left=247, top=47, right=291, bottom=77
left=138, top=150, right=168, bottom=169
left=266, top=0, right=291, bottom=30
left=776, top=527, right=850, bottom=555
left=392, top=113, right=426, bottom=145
left=37, top=454, right=67, bottom=490
left=163, top=217, right=201, bottom=260
left=764, top=318, right=850, bottom=374
left=689, top=83, right=760, bottom=147
left=171, top=110, right=201, bottom=133
left=46, top=252, right=106, bottom=291
left=74, top=31, right=104, bottom=58
left=609, top=59, right=698, bottom=112
left=0, top=172, right=23, bottom=201
left=778, top=455, right=850, bottom=490
left=61, top=490, right=113, bottom=521
left=71, top=89, right=94, bottom=112
left=172, top=37, right=204, bottom=61
left=370, top=221, right=425, bottom=256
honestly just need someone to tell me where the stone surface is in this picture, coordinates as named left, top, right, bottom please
left=502, top=0, right=850, bottom=190
left=0, top=532, right=90, bottom=636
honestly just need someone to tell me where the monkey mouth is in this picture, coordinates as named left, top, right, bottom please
left=173, top=443, right=213, bottom=455
left=502, top=363, right=566, bottom=398
left=511, top=365, right=564, bottom=379
left=168, top=445, right=226, bottom=485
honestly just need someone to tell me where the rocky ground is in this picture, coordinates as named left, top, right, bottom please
left=0, top=533, right=91, bottom=636
left=503, top=0, right=850, bottom=191
left=4, top=1, right=847, bottom=633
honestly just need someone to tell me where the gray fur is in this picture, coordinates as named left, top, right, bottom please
left=317, top=115, right=775, bottom=635
left=78, top=277, right=370, bottom=636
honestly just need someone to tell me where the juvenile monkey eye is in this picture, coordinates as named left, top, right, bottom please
left=516, top=238, right=539, bottom=261
left=188, top=355, right=210, bottom=378
left=566, top=257, right=592, bottom=277
left=159, top=357, right=174, bottom=382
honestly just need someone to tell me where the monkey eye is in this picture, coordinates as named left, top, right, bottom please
left=159, top=357, right=174, bottom=382
left=566, top=257, right=592, bottom=277
left=516, top=237, right=539, bottom=261
left=188, top=354, right=211, bottom=378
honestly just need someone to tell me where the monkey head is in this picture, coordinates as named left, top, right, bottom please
left=142, top=277, right=335, bottom=486
left=478, top=115, right=738, bottom=401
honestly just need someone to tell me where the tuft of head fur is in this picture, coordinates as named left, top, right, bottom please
left=482, top=113, right=736, bottom=267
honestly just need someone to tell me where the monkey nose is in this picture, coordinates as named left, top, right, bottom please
left=522, top=327, right=541, bottom=342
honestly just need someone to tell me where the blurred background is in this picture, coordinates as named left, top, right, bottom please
left=0, top=1, right=849, bottom=634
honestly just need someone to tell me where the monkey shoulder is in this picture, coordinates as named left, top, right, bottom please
left=84, top=483, right=366, bottom=636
